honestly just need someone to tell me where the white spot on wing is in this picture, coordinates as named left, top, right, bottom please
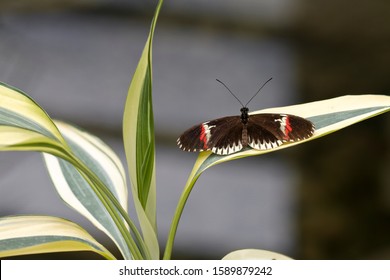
left=249, top=139, right=282, bottom=150
left=202, top=122, right=216, bottom=142
left=222, top=147, right=228, bottom=155
left=210, top=141, right=244, bottom=155
left=275, top=114, right=288, bottom=135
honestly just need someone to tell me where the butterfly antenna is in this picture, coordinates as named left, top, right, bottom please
left=245, top=77, right=273, bottom=107
left=216, top=79, right=244, bottom=107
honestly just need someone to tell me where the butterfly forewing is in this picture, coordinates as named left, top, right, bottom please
left=247, top=114, right=314, bottom=150
left=177, top=123, right=207, bottom=152
left=281, top=114, right=315, bottom=141
left=177, top=116, right=243, bottom=154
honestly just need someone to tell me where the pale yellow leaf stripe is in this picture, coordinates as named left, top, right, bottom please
left=0, top=216, right=115, bottom=259
left=0, top=82, right=66, bottom=146
left=257, top=94, right=389, bottom=117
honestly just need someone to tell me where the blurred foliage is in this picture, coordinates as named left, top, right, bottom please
left=294, top=0, right=390, bottom=99
left=0, top=0, right=91, bottom=12
left=293, top=0, right=390, bottom=259
left=0, top=0, right=155, bottom=14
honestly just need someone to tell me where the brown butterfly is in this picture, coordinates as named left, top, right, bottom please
left=177, top=79, right=315, bottom=155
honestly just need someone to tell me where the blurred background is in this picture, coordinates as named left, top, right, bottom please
left=0, top=0, right=389, bottom=259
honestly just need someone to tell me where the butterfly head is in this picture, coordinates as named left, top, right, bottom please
left=240, top=107, right=249, bottom=124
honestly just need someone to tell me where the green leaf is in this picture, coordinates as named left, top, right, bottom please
left=43, top=121, right=135, bottom=260
left=0, top=215, right=115, bottom=259
left=222, top=249, right=292, bottom=260
left=0, top=82, right=69, bottom=158
left=122, top=0, right=163, bottom=259
left=0, top=82, right=142, bottom=259
left=164, top=94, right=390, bottom=259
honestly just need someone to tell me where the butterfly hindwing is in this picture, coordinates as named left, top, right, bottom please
left=279, top=114, right=315, bottom=141
left=246, top=115, right=283, bottom=150
left=206, top=116, right=243, bottom=155
left=177, top=116, right=243, bottom=155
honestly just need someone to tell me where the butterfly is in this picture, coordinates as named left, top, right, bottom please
left=177, top=78, right=315, bottom=155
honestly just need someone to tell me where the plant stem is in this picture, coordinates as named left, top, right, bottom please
left=163, top=161, right=203, bottom=260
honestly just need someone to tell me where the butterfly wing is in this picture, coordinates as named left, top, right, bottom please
left=177, top=116, right=243, bottom=155
left=177, top=123, right=208, bottom=152
left=178, top=113, right=315, bottom=155
left=247, top=113, right=315, bottom=150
